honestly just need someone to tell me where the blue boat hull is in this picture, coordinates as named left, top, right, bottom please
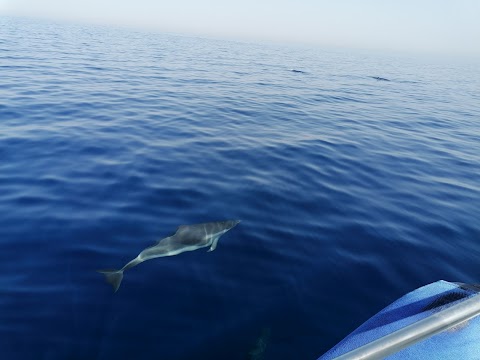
left=319, top=281, right=480, bottom=359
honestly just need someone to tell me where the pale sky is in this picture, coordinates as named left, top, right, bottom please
left=1, top=0, right=479, bottom=57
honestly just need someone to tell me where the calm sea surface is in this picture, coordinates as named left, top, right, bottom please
left=1, top=16, right=480, bottom=360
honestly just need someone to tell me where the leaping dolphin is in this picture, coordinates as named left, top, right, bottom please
left=98, top=220, right=240, bottom=292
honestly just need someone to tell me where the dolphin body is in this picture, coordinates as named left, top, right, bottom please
left=98, top=220, right=240, bottom=292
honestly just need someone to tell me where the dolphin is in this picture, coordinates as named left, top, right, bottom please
left=97, top=220, right=240, bottom=292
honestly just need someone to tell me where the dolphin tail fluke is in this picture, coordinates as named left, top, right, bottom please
left=97, top=269, right=124, bottom=292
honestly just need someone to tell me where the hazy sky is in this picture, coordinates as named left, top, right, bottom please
left=2, top=0, right=479, bottom=57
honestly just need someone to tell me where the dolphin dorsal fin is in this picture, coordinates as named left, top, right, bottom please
left=175, top=225, right=189, bottom=235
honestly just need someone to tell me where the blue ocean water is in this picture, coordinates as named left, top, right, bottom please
left=1, top=16, right=480, bottom=360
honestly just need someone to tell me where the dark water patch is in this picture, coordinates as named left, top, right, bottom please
left=312, top=93, right=369, bottom=104
left=397, top=79, right=420, bottom=84
left=369, top=76, right=391, bottom=81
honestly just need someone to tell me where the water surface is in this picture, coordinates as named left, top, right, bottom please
left=1, top=16, right=480, bottom=360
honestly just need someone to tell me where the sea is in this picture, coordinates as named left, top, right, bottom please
left=1, top=16, right=479, bottom=360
